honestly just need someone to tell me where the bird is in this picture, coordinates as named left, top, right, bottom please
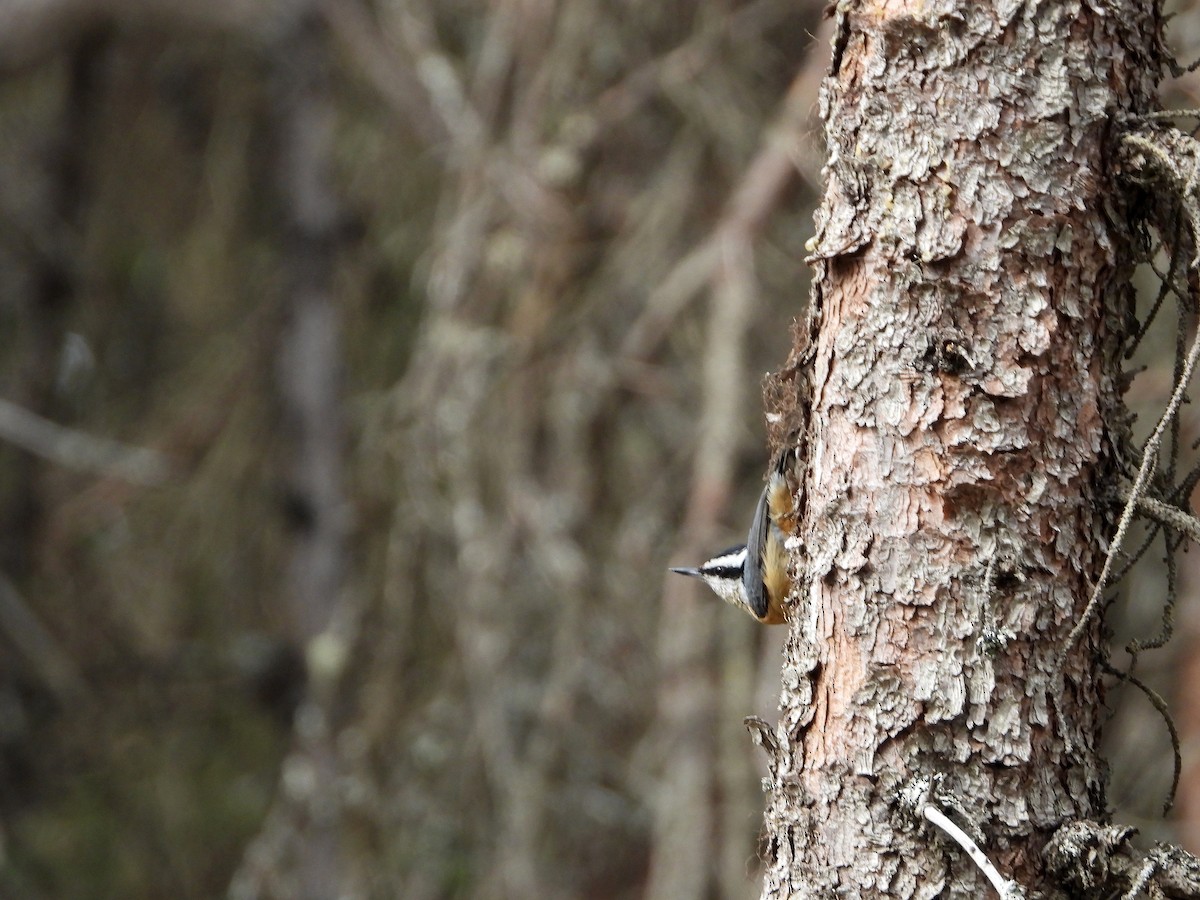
left=670, top=448, right=798, bottom=624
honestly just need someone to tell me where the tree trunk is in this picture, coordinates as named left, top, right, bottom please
left=230, top=10, right=349, bottom=899
left=762, top=2, right=1163, bottom=896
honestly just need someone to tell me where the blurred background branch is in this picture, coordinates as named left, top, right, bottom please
left=0, top=397, right=170, bottom=485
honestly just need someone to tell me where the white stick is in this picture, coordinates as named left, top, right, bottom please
left=922, top=804, right=1023, bottom=899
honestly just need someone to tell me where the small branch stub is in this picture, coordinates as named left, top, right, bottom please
left=744, top=715, right=783, bottom=783
left=1042, top=820, right=1200, bottom=898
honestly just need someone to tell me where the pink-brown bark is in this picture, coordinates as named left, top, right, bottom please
left=761, top=2, right=1164, bottom=896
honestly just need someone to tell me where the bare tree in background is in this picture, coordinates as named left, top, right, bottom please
left=231, top=8, right=350, bottom=900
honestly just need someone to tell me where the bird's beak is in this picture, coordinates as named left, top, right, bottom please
left=669, top=566, right=701, bottom=577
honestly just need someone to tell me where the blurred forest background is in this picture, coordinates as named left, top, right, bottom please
left=3, top=1, right=1200, bottom=898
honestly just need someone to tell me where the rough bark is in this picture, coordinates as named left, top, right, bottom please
left=761, top=1, right=1163, bottom=897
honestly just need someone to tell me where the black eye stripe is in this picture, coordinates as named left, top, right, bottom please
left=703, top=565, right=743, bottom=580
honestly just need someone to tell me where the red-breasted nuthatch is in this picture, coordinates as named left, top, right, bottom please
left=670, top=449, right=798, bottom=624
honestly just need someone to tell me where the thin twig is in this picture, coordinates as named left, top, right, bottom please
left=1125, top=491, right=1200, bottom=544
left=1127, top=218, right=1182, bottom=358
left=1062, top=323, right=1200, bottom=657
left=1102, top=659, right=1181, bottom=814
left=1109, top=521, right=1161, bottom=585
left=1139, top=109, right=1200, bottom=122
left=1120, top=858, right=1157, bottom=900
left=1128, top=519, right=1179, bottom=655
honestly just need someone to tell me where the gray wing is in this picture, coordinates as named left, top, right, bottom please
left=742, top=480, right=772, bottom=620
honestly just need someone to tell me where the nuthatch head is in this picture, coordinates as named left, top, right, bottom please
left=670, top=544, right=753, bottom=609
